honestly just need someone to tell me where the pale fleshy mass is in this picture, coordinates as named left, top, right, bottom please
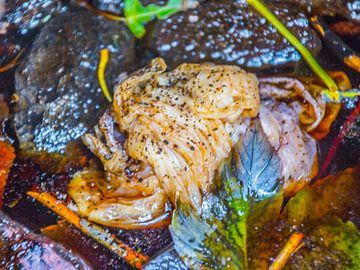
left=70, top=60, right=325, bottom=228
left=72, top=58, right=260, bottom=228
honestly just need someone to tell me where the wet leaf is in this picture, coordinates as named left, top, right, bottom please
left=284, top=168, right=360, bottom=228
left=169, top=118, right=360, bottom=269
left=286, top=217, right=360, bottom=270
left=233, top=120, right=282, bottom=200
left=245, top=168, right=360, bottom=269
left=170, top=120, right=283, bottom=269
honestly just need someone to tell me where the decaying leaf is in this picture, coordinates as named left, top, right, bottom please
left=284, top=167, right=360, bottom=228
left=0, top=140, right=15, bottom=208
left=250, top=167, right=360, bottom=270
left=0, top=96, right=15, bottom=208
left=287, top=217, right=360, bottom=270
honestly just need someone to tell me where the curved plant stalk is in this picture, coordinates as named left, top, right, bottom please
left=98, top=48, right=113, bottom=102
left=321, top=89, right=360, bottom=103
left=27, top=191, right=148, bottom=269
left=246, top=0, right=339, bottom=93
left=269, top=232, right=304, bottom=270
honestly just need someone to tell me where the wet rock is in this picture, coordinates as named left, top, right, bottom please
left=55, top=224, right=132, bottom=270
left=3, top=0, right=68, bottom=35
left=344, top=113, right=360, bottom=144
left=114, top=228, right=172, bottom=257
left=14, top=10, right=135, bottom=153
left=273, top=0, right=360, bottom=23
left=0, top=211, right=90, bottom=270
left=88, top=0, right=167, bottom=14
left=0, top=1, right=68, bottom=70
left=146, top=0, right=321, bottom=70
left=0, top=1, right=5, bottom=19
left=144, top=246, right=188, bottom=270
left=347, top=0, right=360, bottom=22
left=0, top=95, right=10, bottom=135
left=58, top=224, right=172, bottom=269
left=3, top=157, right=172, bottom=269
left=89, top=0, right=124, bottom=14
left=0, top=33, right=23, bottom=68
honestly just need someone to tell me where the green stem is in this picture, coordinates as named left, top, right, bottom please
left=247, top=0, right=338, bottom=92
left=322, top=89, right=360, bottom=102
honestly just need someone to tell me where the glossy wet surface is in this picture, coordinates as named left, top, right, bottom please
left=147, top=0, right=321, bottom=69
left=13, top=10, right=135, bottom=153
left=0, top=0, right=359, bottom=269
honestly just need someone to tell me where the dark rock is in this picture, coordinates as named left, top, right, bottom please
left=3, top=156, right=171, bottom=270
left=56, top=224, right=132, bottom=270
left=3, top=157, right=73, bottom=231
left=271, top=0, right=360, bottom=23
left=344, top=113, right=360, bottom=144
left=0, top=0, right=68, bottom=71
left=0, top=211, right=90, bottom=270
left=0, top=32, right=23, bottom=68
left=60, top=225, right=172, bottom=269
left=14, top=10, right=135, bottom=153
left=89, top=0, right=124, bottom=14
left=114, top=227, right=172, bottom=257
left=347, top=0, right=360, bottom=22
left=86, top=0, right=360, bottom=23
left=144, top=246, right=188, bottom=270
left=146, top=0, right=321, bottom=70
left=3, top=0, right=68, bottom=35
left=88, top=0, right=167, bottom=14
left=0, top=95, right=10, bottom=137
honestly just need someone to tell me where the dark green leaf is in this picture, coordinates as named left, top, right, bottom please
left=171, top=144, right=360, bottom=270
left=170, top=120, right=283, bottom=269
left=171, top=200, right=245, bottom=270
left=170, top=161, right=249, bottom=270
